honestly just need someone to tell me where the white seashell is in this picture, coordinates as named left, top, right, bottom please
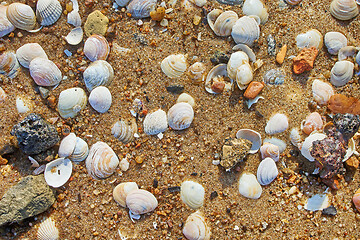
left=296, top=29, right=323, bottom=50
left=235, top=62, right=253, bottom=90
left=58, top=87, right=87, bottom=118
left=127, top=0, right=156, bottom=18
left=263, top=137, right=287, bottom=153
left=183, top=211, right=211, bottom=240
left=44, top=158, right=73, bottom=188
left=83, top=60, right=114, bottom=91
left=143, top=109, right=168, bottom=135
left=167, top=102, right=194, bottom=131
left=89, top=86, right=112, bottom=113
left=16, top=43, right=48, bottom=68
left=242, top=0, right=268, bottom=24
left=36, top=0, right=62, bottom=26
left=16, top=96, right=32, bottom=113
left=69, top=137, right=89, bottom=162
left=84, top=35, right=110, bottom=61
left=238, top=172, right=262, bottom=199
left=0, top=6, right=15, bottom=37
left=67, top=10, right=81, bottom=27
left=301, top=133, right=327, bottom=161
left=205, top=64, right=232, bottom=94
left=126, top=189, right=158, bottom=214
left=265, top=113, right=289, bottom=135
left=180, top=180, right=205, bottom=209
left=65, top=27, right=83, bottom=45
left=37, top=217, right=59, bottom=240
left=188, top=62, right=206, bottom=84
left=246, top=95, right=264, bottom=109
left=119, top=157, right=130, bottom=171
left=113, top=182, right=139, bottom=207
left=301, top=112, right=323, bottom=135
left=343, top=137, right=355, bottom=162
left=29, top=57, right=62, bottom=87
left=177, top=93, right=195, bottom=107
left=285, top=0, right=302, bottom=5
left=257, top=157, right=278, bottom=185
left=324, top=32, right=347, bottom=55
left=161, top=54, right=187, bottom=78
left=260, top=142, right=280, bottom=162
left=227, top=51, right=249, bottom=81
left=232, top=44, right=256, bottom=62
left=0, top=51, right=20, bottom=79
left=289, top=128, right=302, bottom=148
left=85, top=141, right=119, bottom=179
left=330, top=60, right=354, bottom=87
left=115, top=0, right=132, bottom=7
left=236, top=129, right=261, bottom=154
left=112, top=118, right=137, bottom=144
left=207, top=10, right=238, bottom=37
left=0, top=87, right=6, bottom=104
left=231, top=16, right=260, bottom=46
left=312, top=79, right=335, bottom=105
left=338, top=46, right=358, bottom=60
left=330, top=0, right=359, bottom=21
left=58, top=133, right=76, bottom=158
left=304, top=194, right=330, bottom=211
left=6, top=3, right=36, bottom=30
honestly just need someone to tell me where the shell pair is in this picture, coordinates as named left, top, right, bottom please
left=58, top=133, right=89, bottom=162
left=227, top=51, right=253, bottom=90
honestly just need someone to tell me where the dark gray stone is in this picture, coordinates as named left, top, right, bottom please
left=322, top=205, right=337, bottom=216
left=267, top=34, right=276, bottom=56
left=210, top=51, right=229, bottom=65
left=166, top=85, right=184, bottom=94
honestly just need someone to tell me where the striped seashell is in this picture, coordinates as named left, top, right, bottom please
left=238, top=172, right=262, bottom=199
left=330, top=0, right=359, bottom=21
left=242, top=0, right=268, bottom=24
left=115, top=0, right=132, bottom=7
left=86, top=141, right=119, bottom=179
left=231, top=16, right=260, bottom=46
left=143, top=109, right=168, bottom=135
left=83, top=60, right=114, bottom=91
left=265, top=113, right=289, bottom=134
left=58, top=132, right=76, bottom=158
left=167, top=102, right=194, bottom=130
left=180, top=180, right=205, bottom=209
left=0, top=87, right=6, bottom=104
left=207, top=9, right=238, bottom=37
left=161, top=54, right=187, bottom=78
left=285, top=0, right=302, bottom=5
left=112, top=118, right=137, bottom=144
left=69, top=137, right=89, bottom=162
left=257, top=157, right=278, bottom=186
left=183, top=211, right=211, bottom=240
left=301, top=133, right=326, bottom=162
left=205, top=64, right=233, bottom=94
left=0, top=6, right=15, bottom=37
left=44, top=158, right=73, bottom=188
left=188, top=62, right=206, bottom=84
left=37, top=217, right=59, bottom=240
left=177, top=93, right=195, bottom=108
left=16, top=43, right=48, bottom=68
left=0, top=51, right=20, bottom=79
left=58, top=87, right=87, bottom=118
left=301, top=112, right=323, bottom=135
left=260, top=142, right=280, bottom=162
left=89, top=86, right=112, bottom=113
left=289, top=128, right=302, bottom=148
left=236, top=129, right=261, bottom=154
left=296, top=29, right=323, bottom=50
left=36, top=0, right=62, bottom=26
left=330, top=60, right=354, bottom=87
left=127, top=0, right=156, bottom=18
left=227, top=51, right=249, bottom=80
left=126, top=189, right=158, bottom=215
left=84, top=35, right=110, bottom=61
left=29, top=57, right=62, bottom=86
left=324, top=32, right=347, bottom=55
left=312, top=79, right=334, bottom=105
left=113, top=182, right=139, bottom=207
left=6, top=3, right=36, bottom=31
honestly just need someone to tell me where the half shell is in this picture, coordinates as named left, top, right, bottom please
left=205, top=64, right=232, bottom=94
left=330, top=60, right=354, bottom=87
left=16, top=43, right=48, bottom=68
left=177, top=93, right=196, bottom=107
left=167, top=102, right=194, bottom=131
left=301, top=133, right=327, bottom=162
left=296, top=29, right=323, bottom=50
left=207, top=9, right=238, bottom=37
left=44, top=158, right=73, bottom=188
left=324, top=32, right=347, bottom=55
left=83, top=60, right=114, bottom=91
left=65, top=27, right=83, bottom=45
left=265, top=113, right=289, bottom=135
left=58, top=87, right=87, bottom=118
left=143, top=109, right=168, bottom=135
left=36, top=0, right=62, bottom=26
left=304, top=194, right=330, bottom=211
left=29, top=57, right=62, bottom=86
left=89, top=86, right=112, bottom=113
left=113, top=182, right=139, bottom=207
left=6, top=3, right=36, bottom=30
left=126, top=189, right=158, bottom=214
left=257, top=157, right=278, bottom=186
left=0, top=51, right=19, bottom=79
left=161, top=54, right=187, bottom=78
left=312, top=79, right=334, bottom=105
left=84, top=34, right=110, bottom=62
left=330, top=0, right=359, bottom=21
left=37, top=217, right=59, bottom=240
left=236, top=129, right=261, bottom=154
left=180, top=180, right=205, bottom=210
left=183, top=211, right=211, bottom=240
left=112, top=118, right=137, bottom=144
left=238, top=172, right=262, bottom=199
left=231, top=16, right=260, bottom=46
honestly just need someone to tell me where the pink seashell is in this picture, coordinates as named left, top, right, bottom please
left=301, top=112, right=323, bottom=135
left=353, top=188, right=360, bottom=212
left=260, top=142, right=280, bottom=162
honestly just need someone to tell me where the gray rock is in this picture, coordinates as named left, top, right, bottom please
left=267, top=34, right=276, bottom=56
left=210, top=51, right=229, bottom=65
left=0, top=175, right=56, bottom=226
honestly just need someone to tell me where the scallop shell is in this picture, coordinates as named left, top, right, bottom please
left=113, top=182, right=139, bottom=207
left=257, top=157, right=278, bottom=186
left=238, top=172, right=262, bottom=199
left=84, top=35, right=110, bottom=61
left=36, top=0, right=62, bottom=26
left=236, top=129, right=261, bottom=154
left=312, top=79, right=335, bottom=105
left=44, top=158, right=73, bottom=188
left=188, top=62, right=206, bottom=84
left=330, top=0, right=359, bottom=21
left=58, top=132, right=77, bottom=158
left=0, top=87, right=6, bottom=104
left=289, top=128, right=302, bottom=148
left=205, top=64, right=233, bottom=94
left=167, top=102, right=194, bottom=131
left=65, top=27, right=83, bottom=45
left=112, top=118, right=137, bottom=144
left=260, top=142, right=280, bottom=162
left=235, top=62, right=253, bottom=90
left=85, top=141, right=119, bottom=179
left=265, top=113, right=289, bottom=135
left=285, top=0, right=302, bottom=5
left=125, top=189, right=158, bottom=215
left=296, top=29, right=323, bottom=50
left=227, top=51, right=249, bottom=80
left=143, top=109, right=168, bottom=135
left=37, top=217, right=59, bottom=240
left=301, top=133, right=327, bottom=161
left=58, top=87, right=87, bottom=118
left=0, top=51, right=20, bottom=79
left=352, top=188, right=360, bottom=212
left=330, top=60, right=354, bottom=87
left=183, top=211, right=211, bottom=240
left=304, top=194, right=330, bottom=211
left=231, top=16, right=260, bottom=46
left=70, top=137, right=89, bottom=162
left=127, top=0, right=156, bottom=18
left=161, top=54, right=187, bottom=78
left=16, top=43, right=48, bottom=68
left=207, top=9, right=238, bottom=37
left=29, top=57, right=62, bottom=87
left=0, top=6, right=15, bottom=37
left=324, top=32, right=347, bottom=55
left=242, top=0, right=268, bottom=24
left=177, top=93, right=195, bottom=108
left=6, top=3, right=36, bottom=30
left=180, top=180, right=205, bottom=209
left=115, top=0, right=132, bottom=7
left=338, top=46, right=358, bottom=61
left=89, top=86, right=112, bottom=113
left=83, top=60, right=114, bottom=91
left=301, top=112, right=323, bottom=135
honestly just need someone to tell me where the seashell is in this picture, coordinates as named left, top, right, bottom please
left=29, top=57, right=62, bottom=87
left=285, top=0, right=302, bottom=5
left=356, top=51, right=360, bottom=66
left=84, top=35, right=110, bottom=61
left=257, top=157, right=278, bottom=185
left=44, top=158, right=73, bottom=188
left=263, top=68, right=285, bottom=85
left=161, top=54, right=187, bottom=78
left=343, top=137, right=355, bottom=162
left=231, top=16, right=260, bottom=46
left=16, top=43, right=48, bottom=68
left=167, top=102, right=194, bottom=131
left=324, top=32, right=347, bottom=55
left=232, top=44, right=256, bottom=62
left=312, top=79, right=335, bottom=105
left=115, top=0, right=132, bottom=7
left=37, top=217, right=59, bottom=240
left=85, top=141, right=119, bottom=179
left=6, top=3, right=36, bottom=31
left=296, top=29, right=323, bottom=50
left=0, top=6, right=15, bottom=37
left=57, top=87, right=87, bottom=118
left=352, top=188, right=360, bottom=212
left=304, top=194, right=330, bottom=211
left=83, top=60, right=114, bottom=91
left=36, top=0, right=62, bottom=26
left=67, top=10, right=81, bottom=27
left=112, top=118, right=137, bottom=144
left=69, top=137, right=89, bottom=162
left=301, top=133, right=327, bottom=161
left=180, top=180, right=205, bottom=209
left=65, top=27, right=83, bottom=45
left=260, top=142, right=280, bottom=162
left=338, top=46, right=358, bottom=61
left=0, top=51, right=20, bottom=79
left=265, top=113, right=289, bottom=135
left=236, top=129, right=261, bottom=154
left=143, top=109, right=168, bottom=135
left=183, top=211, right=211, bottom=240
left=0, top=87, right=6, bottom=104
left=127, top=0, right=156, bottom=18
left=235, top=62, right=253, bottom=90
left=330, top=0, right=359, bottom=21
left=301, top=112, right=323, bottom=135
left=238, top=172, right=262, bottom=199
left=242, top=0, right=268, bottom=24
left=264, top=137, right=287, bottom=153
left=125, top=189, right=158, bottom=214
left=119, top=157, right=129, bottom=171
left=330, top=60, right=354, bottom=87
left=246, top=95, right=264, bottom=109
left=289, top=128, right=302, bottom=148
left=177, top=93, right=195, bottom=107
left=16, top=96, right=32, bottom=113
left=58, top=133, right=76, bottom=158
left=207, top=9, right=238, bottom=37
left=205, top=64, right=232, bottom=94
left=227, top=51, right=249, bottom=80
left=113, top=182, right=139, bottom=207
left=188, top=62, right=206, bottom=84
left=89, top=86, right=112, bottom=113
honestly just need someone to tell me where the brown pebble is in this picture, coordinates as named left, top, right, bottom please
left=243, top=81, right=264, bottom=99
left=150, top=7, right=165, bottom=21
left=345, top=156, right=359, bottom=169
left=293, top=47, right=318, bottom=74
left=328, top=94, right=360, bottom=115
left=46, top=95, right=57, bottom=109
left=211, top=81, right=225, bottom=93
left=276, top=44, right=287, bottom=64
left=0, top=155, right=8, bottom=165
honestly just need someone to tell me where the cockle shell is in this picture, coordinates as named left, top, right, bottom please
left=86, top=141, right=119, bottom=179
left=127, top=0, right=156, bottom=18
left=143, top=109, right=168, bottom=135
left=113, top=182, right=139, bottom=207
left=89, top=86, right=112, bottom=113
left=177, top=93, right=195, bottom=107
left=161, top=54, right=187, bottom=78
left=265, top=113, right=289, bottom=135
left=6, top=3, right=36, bottom=30
left=352, top=188, right=360, bottom=212
left=260, top=142, right=280, bottom=162
left=188, top=62, right=206, bottom=84
left=235, top=62, right=253, bottom=90
left=236, top=129, right=261, bottom=154
left=207, top=9, right=238, bottom=37
left=16, top=43, right=48, bottom=68
left=44, top=158, right=73, bottom=188
left=83, top=60, right=114, bottom=91
left=312, top=79, right=334, bottom=105
left=183, top=211, right=211, bottom=240
left=36, top=0, right=62, bottom=26
left=0, top=87, right=6, bottom=104
left=58, top=87, right=87, bottom=118
left=37, top=217, right=59, bottom=240
left=125, top=189, right=158, bottom=214
left=29, top=57, right=62, bottom=87
left=231, top=16, right=260, bottom=46
left=205, top=64, right=232, bottom=94
left=84, top=35, right=110, bottom=61
left=285, top=0, right=302, bottom=5
left=324, top=32, right=347, bottom=55
left=0, top=6, right=15, bottom=37
left=296, top=29, right=323, bottom=50
left=180, top=180, right=205, bottom=209
left=290, top=128, right=302, bottom=148
left=301, top=133, right=326, bottom=161
left=257, top=157, right=278, bottom=186
left=330, top=60, right=354, bottom=87
left=227, top=51, right=249, bottom=81
left=330, top=0, right=359, bottom=21
left=238, top=172, right=262, bottom=199
left=242, top=0, right=268, bottom=24
left=0, top=51, right=20, bottom=79
left=301, top=112, right=323, bottom=135
left=112, top=118, right=137, bottom=144
left=167, top=102, right=194, bottom=130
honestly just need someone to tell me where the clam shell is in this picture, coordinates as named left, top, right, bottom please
left=301, top=112, right=323, bottom=135
left=257, top=157, right=278, bottom=185
left=352, top=188, right=360, bottom=212
left=304, top=194, right=330, bottom=211
left=235, top=62, right=253, bottom=90
left=265, top=113, right=289, bottom=135
left=231, top=16, right=260, bottom=46
left=16, top=43, right=48, bottom=68
left=112, top=118, right=137, bottom=144
left=232, top=44, right=256, bottom=62
left=167, top=102, right=194, bottom=131
left=29, top=57, right=62, bottom=87
left=36, top=0, right=62, bottom=26
left=205, top=64, right=232, bottom=94
left=113, top=182, right=139, bottom=207
left=37, top=217, right=59, bottom=240
left=143, top=109, right=168, bottom=135
left=58, top=87, right=87, bottom=118
left=188, top=62, right=206, bottom=84
left=125, top=189, right=158, bottom=214
left=338, top=46, right=358, bottom=61
left=264, top=137, right=287, bottom=153
left=0, top=51, right=20, bottom=79
left=58, top=132, right=76, bottom=158
left=238, top=172, right=262, bottom=199
left=70, top=137, right=89, bottom=162
left=83, top=60, right=114, bottom=91
left=65, top=27, right=83, bottom=45
left=312, top=79, right=334, bottom=105
left=242, top=0, right=268, bottom=24
left=84, top=35, right=110, bottom=61
left=330, top=0, right=359, bottom=21
left=89, top=86, right=112, bottom=113
left=289, top=128, right=302, bottom=148
left=330, top=60, right=354, bottom=87
left=44, top=158, right=73, bottom=188
left=161, top=54, right=187, bottom=78
left=85, top=141, right=119, bottom=179
left=324, top=32, right=347, bottom=55
left=285, top=0, right=302, bottom=5
left=115, top=0, right=132, bottom=7
left=6, top=3, right=36, bottom=30
left=0, top=87, right=6, bottom=104
left=16, top=96, right=32, bottom=113
left=177, top=93, right=195, bottom=107
left=180, top=180, right=205, bottom=209
left=260, top=142, right=280, bottom=162
left=183, top=211, right=211, bottom=240
left=301, top=133, right=327, bottom=162
left=227, top=51, right=249, bottom=81
left=296, top=29, right=323, bottom=50
left=207, top=9, right=238, bottom=37
left=0, top=6, right=15, bottom=37
left=127, top=0, right=156, bottom=18
left=236, top=129, right=261, bottom=154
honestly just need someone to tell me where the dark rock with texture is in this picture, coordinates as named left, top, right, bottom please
left=210, top=51, right=229, bottom=65
left=333, top=113, right=360, bottom=142
left=322, top=205, right=337, bottom=216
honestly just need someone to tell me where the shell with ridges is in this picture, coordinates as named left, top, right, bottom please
left=70, top=137, right=89, bottom=162
left=236, top=129, right=261, bottom=154
left=330, top=60, right=354, bottom=87
left=330, top=0, right=359, bottom=21
left=112, top=118, right=137, bottom=144
left=167, top=102, right=194, bottom=130
left=290, top=128, right=302, bottom=149
left=125, top=189, right=158, bottom=214
left=84, top=35, right=110, bottom=61
left=37, top=217, right=59, bottom=240
left=58, top=133, right=76, bottom=158
left=231, top=16, right=260, bottom=46
left=58, top=87, right=87, bottom=118
left=296, top=29, right=323, bottom=50
left=301, top=112, right=323, bottom=135
left=188, top=62, right=206, bottom=84
left=257, top=157, right=279, bottom=185
left=36, top=0, right=62, bottom=26
left=113, top=182, right=139, bottom=207
left=264, top=137, right=287, bottom=153
left=89, top=86, right=112, bottom=113
left=238, top=172, right=262, bottom=199
left=183, top=211, right=211, bottom=240
left=205, top=64, right=233, bottom=94
left=180, top=180, right=205, bottom=209
left=324, top=32, right=347, bottom=55
left=0, top=51, right=19, bottom=79
left=265, top=113, right=289, bottom=135
left=83, top=60, right=114, bottom=91
left=0, top=6, right=15, bottom=37
left=16, top=43, right=48, bottom=68
left=127, top=0, right=156, bottom=18
left=301, top=133, right=327, bottom=162
left=207, top=9, right=238, bottom=37
left=285, top=0, right=302, bottom=5
left=161, top=54, right=187, bottom=78
left=260, top=142, right=280, bottom=162
left=143, top=109, right=168, bottom=135
left=44, top=158, right=73, bottom=188
left=227, top=51, right=249, bottom=80
left=177, top=93, right=195, bottom=107
left=29, top=57, right=62, bottom=86
left=312, top=79, right=334, bottom=105
left=242, top=0, right=268, bottom=24
left=6, top=3, right=36, bottom=30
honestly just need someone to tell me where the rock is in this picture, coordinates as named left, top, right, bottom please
left=293, top=47, right=318, bottom=74
left=38, top=87, right=50, bottom=99
left=166, top=85, right=184, bottom=94
left=333, top=113, right=360, bottom=142
left=322, top=205, right=337, bottom=216
left=0, top=144, right=16, bottom=155
left=84, top=10, right=109, bottom=37
left=0, top=175, right=56, bottom=226
left=267, top=35, right=276, bottom=56
left=11, top=113, right=60, bottom=155
left=150, top=7, right=165, bottom=21
left=345, top=156, right=359, bottom=169
left=276, top=44, right=287, bottom=64
left=244, top=81, right=264, bottom=99
left=220, top=137, right=252, bottom=171
left=210, top=51, right=229, bottom=65
left=0, top=155, right=7, bottom=165
left=328, top=94, right=360, bottom=115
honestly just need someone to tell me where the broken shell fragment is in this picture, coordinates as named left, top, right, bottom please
left=58, top=87, right=87, bottom=118
left=290, top=128, right=302, bottom=148
left=265, top=113, right=289, bottom=135
left=324, top=32, right=347, bottom=55
left=221, top=137, right=252, bottom=170
left=113, top=182, right=139, bottom=208
left=16, top=43, right=48, bottom=68
left=161, top=54, right=187, bottom=78
left=205, top=64, right=232, bottom=94
left=0, top=51, right=20, bottom=79
left=330, top=0, right=359, bottom=21
left=89, top=86, right=112, bottom=113
left=112, top=118, right=137, bottom=144
left=257, top=157, right=278, bottom=185
left=36, top=0, right=62, bottom=26
left=180, top=180, right=205, bottom=209
left=126, top=189, right=158, bottom=215
left=231, top=16, right=260, bottom=46
left=238, top=172, right=262, bottom=199
left=83, top=60, right=114, bottom=91
left=236, top=129, right=262, bottom=154
left=260, top=142, right=280, bottom=162
left=29, top=57, right=62, bottom=87
left=6, top=3, right=36, bottom=31
left=183, top=211, right=211, bottom=240
left=301, top=133, right=327, bottom=161
left=296, top=29, right=323, bottom=50
left=65, top=27, right=83, bottom=45
left=312, top=79, right=334, bottom=105
left=207, top=9, right=238, bottom=37
left=44, top=158, right=73, bottom=188
left=301, top=112, right=323, bottom=135
left=304, top=194, right=330, bottom=211
left=143, top=109, right=168, bottom=135
left=84, top=34, right=110, bottom=61
left=330, top=60, right=354, bottom=87
left=37, top=217, right=59, bottom=240
left=167, top=102, right=194, bottom=130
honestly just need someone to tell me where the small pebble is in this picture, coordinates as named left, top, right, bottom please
left=166, top=85, right=184, bottom=94
left=322, top=206, right=337, bottom=216
left=168, top=186, right=181, bottom=193
left=276, top=44, right=287, bottom=64
left=243, top=81, right=264, bottom=99
left=267, top=34, right=276, bottom=56
left=150, top=7, right=165, bottom=21
left=210, top=191, right=218, bottom=200
left=293, top=47, right=318, bottom=74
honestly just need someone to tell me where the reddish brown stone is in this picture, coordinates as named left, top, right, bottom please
left=328, top=94, right=360, bottom=115
left=292, top=47, right=318, bottom=74
left=244, top=81, right=264, bottom=99
left=211, top=81, right=225, bottom=93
